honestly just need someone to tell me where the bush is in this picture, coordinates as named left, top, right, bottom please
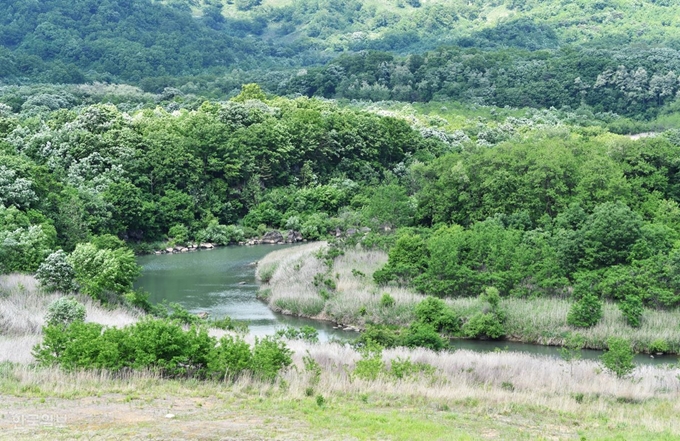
left=462, top=287, right=506, bottom=339
left=463, top=312, right=506, bottom=339
left=400, top=322, right=446, bottom=351
left=68, top=243, right=140, bottom=300
left=250, top=336, right=293, bottom=381
left=619, top=295, right=643, bottom=328
left=168, top=224, right=190, bottom=245
left=601, top=337, right=635, bottom=378
left=197, top=221, right=245, bottom=245
left=648, top=338, right=669, bottom=354
left=356, top=324, right=400, bottom=349
left=389, top=357, right=436, bottom=380
left=380, top=293, right=395, bottom=308
left=353, top=342, right=385, bottom=381
left=44, top=297, right=86, bottom=327
left=414, top=296, right=460, bottom=334
left=567, top=293, right=602, bottom=328
left=208, top=335, right=253, bottom=380
left=35, top=250, right=77, bottom=293
left=33, top=318, right=292, bottom=381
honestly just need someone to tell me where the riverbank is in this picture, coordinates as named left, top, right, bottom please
left=2, top=340, right=680, bottom=440
left=4, top=262, right=680, bottom=439
left=256, top=243, right=680, bottom=354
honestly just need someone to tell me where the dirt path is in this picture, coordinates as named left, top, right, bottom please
left=0, top=394, right=304, bottom=440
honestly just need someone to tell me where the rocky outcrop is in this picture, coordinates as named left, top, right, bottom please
left=261, top=231, right=284, bottom=244
left=286, top=230, right=303, bottom=243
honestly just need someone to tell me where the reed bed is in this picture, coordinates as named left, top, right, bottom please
left=257, top=243, right=421, bottom=326
left=3, top=340, right=680, bottom=437
left=258, top=245, right=680, bottom=352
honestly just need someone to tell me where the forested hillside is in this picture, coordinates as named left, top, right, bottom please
left=3, top=0, right=680, bottom=121
left=3, top=0, right=680, bottom=347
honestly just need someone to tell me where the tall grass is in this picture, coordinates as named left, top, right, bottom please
left=501, top=297, right=680, bottom=353
left=257, top=243, right=421, bottom=326
left=258, top=246, right=680, bottom=352
left=0, top=274, right=140, bottom=363
left=3, top=340, right=680, bottom=437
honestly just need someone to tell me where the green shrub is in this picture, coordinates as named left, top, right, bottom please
left=389, top=357, right=436, bottom=380
left=463, top=312, right=506, bottom=339
left=210, top=316, right=249, bottom=334
left=354, top=342, right=385, bottom=381
left=400, top=322, right=446, bottom=351
left=648, top=338, right=669, bottom=354
left=207, top=335, right=253, bottom=380
left=167, top=224, right=190, bottom=245
left=601, top=337, right=635, bottom=378
left=567, top=293, right=602, bottom=328
left=380, top=293, right=395, bottom=308
left=33, top=318, right=292, bottom=381
left=619, top=295, right=643, bottom=328
left=35, top=250, right=77, bottom=293
left=68, top=243, right=140, bottom=301
left=414, top=296, right=460, bottom=334
left=166, top=302, right=201, bottom=325
left=250, top=336, right=293, bottom=381
left=356, top=324, right=400, bottom=349
left=44, top=297, right=86, bottom=327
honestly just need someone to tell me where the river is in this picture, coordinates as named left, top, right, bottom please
left=136, top=244, right=678, bottom=365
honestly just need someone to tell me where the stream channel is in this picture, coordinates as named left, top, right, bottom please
left=135, top=244, right=677, bottom=366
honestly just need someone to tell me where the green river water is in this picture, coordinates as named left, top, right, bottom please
left=135, top=244, right=677, bottom=365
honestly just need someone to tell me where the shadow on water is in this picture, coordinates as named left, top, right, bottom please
left=136, top=245, right=678, bottom=364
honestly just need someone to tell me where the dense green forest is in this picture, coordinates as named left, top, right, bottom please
left=3, top=0, right=680, bottom=120
left=3, top=0, right=680, bottom=336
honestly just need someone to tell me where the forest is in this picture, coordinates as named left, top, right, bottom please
left=4, top=1, right=680, bottom=439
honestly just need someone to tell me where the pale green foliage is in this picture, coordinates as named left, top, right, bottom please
left=68, top=243, right=140, bottom=300
left=0, top=165, right=37, bottom=209
left=197, top=221, right=244, bottom=245
left=0, top=224, right=52, bottom=273
left=36, top=250, right=77, bottom=293
left=44, top=296, right=86, bottom=327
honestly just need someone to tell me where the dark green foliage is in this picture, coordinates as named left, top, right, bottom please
left=601, top=337, right=635, bottom=378
left=356, top=324, right=400, bottom=349
left=414, top=296, right=460, bottom=334
left=567, top=293, right=603, bottom=329
left=619, top=295, right=644, bottom=328
left=462, top=288, right=506, bottom=339
left=374, top=233, right=428, bottom=286
left=400, top=322, right=446, bottom=351
left=463, top=312, right=506, bottom=340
